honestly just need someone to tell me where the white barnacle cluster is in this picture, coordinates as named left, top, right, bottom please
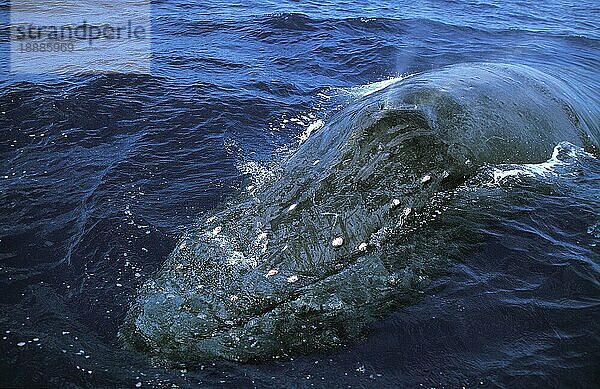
left=265, top=269, right=279, bottom=277
left=264, top=270, right=300, bottom=284
left=331, top=237, right=344, bottom=248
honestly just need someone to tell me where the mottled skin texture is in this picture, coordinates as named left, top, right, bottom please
left=120, top=63, right=597, bottom=362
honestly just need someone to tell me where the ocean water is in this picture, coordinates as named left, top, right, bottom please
left=1, top=0, right=599, bottom=387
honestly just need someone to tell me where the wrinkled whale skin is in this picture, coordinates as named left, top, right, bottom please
left=120, top=63, right=598, bottom=362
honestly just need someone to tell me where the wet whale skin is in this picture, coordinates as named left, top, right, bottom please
left=120, top=63, right=598, bottom=362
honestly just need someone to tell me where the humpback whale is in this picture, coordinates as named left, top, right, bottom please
left=120, top=63, right=598, bottom=362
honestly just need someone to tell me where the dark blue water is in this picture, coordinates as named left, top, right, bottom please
left=1, top=0, right=599, bottom=387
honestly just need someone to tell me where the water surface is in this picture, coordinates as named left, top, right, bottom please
left=1, top=0, right=599, bottom=387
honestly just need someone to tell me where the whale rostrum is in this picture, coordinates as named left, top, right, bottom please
left=120, top=63, right=598, bottom=362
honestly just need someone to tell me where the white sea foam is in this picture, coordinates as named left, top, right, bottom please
left=344, top=74, right=415, bottom=98
left=359, top=77, right=404, bottom=97
left=237, top=160, right=278, bottom=191
left=490, top=142, right=591, bottom=184
left=298, top=119, right=324, bottom=143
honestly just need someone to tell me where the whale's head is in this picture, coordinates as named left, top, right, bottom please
left=121, top=63, right=596, bottom=362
